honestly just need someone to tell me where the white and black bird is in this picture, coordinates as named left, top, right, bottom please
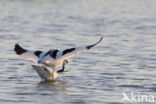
left=14, top=37, right=103, bottom=72
left=31, top=65, right=64, bottom=81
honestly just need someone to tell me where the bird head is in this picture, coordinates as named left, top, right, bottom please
left=64, top=60, right=68, bottom=65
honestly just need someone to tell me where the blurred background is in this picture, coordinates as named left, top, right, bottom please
left=0, top=0, right=156, bottom=104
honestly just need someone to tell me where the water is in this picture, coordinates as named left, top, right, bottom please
left=0, top=0, right=156, bottom=104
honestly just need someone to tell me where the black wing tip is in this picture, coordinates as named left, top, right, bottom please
left=15, top=43, right=19, bottom=48
left=87, top=37, right=103, bottom=49
left=99, top=37, right=103, bottom=41
left=14, top=43, right=27, bottom=55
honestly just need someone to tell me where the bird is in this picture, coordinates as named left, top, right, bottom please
left=14, top=37, right=103, bottom=72
left=31, top=65, right=64, bottom=81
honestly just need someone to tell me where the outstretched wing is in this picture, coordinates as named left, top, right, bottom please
left=14, top=43, right=45, bottom=63
left=57, top=37, right=103, bottom=61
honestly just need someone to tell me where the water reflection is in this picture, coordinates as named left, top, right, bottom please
left=37, top=80, right=66, bottom=91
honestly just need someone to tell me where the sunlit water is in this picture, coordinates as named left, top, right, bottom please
left=0, top=0, right=156, bottom=104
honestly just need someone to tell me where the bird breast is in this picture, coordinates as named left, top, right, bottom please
left=45, top=60, right=63, bottom=68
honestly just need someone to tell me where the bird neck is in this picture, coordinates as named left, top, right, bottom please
left=52, top=71, right=60, bottom=79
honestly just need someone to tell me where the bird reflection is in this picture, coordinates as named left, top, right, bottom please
left=37, top=80, right=66, bottom=90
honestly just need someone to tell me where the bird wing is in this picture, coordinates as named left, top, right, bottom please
left=57, top=37, right=103, bottom=61
left=14, top=43, right=45, bottom=63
